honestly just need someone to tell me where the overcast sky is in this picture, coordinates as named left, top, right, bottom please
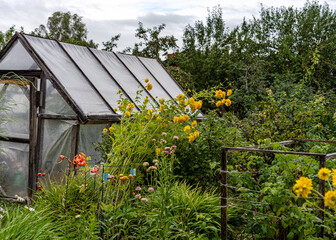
left=1, top=0, right=336, bottom=51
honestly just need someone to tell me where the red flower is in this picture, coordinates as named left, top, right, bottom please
left=37, top=173, right=42, bottom=176
left=37, top=186, right=42, bottom=190
left=42, top=173, right=46, bottom=176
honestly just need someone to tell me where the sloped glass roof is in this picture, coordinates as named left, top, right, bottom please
left=0, top=34, right=188, bottom=121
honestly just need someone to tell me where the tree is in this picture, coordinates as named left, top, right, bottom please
left=0, top=26, right=24, bottom=51
left=32, top=11, right=98, bottom=48
left=102, top=34, right=121, bottom=52
left=124, top=22, right=178, bottom=60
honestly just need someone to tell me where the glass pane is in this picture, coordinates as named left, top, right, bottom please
left=0, top=83, right=29, bottom=139
left=93, top=50, right=156, bottom=109
left=138, top=57, right=185, bottom=99
left=116, top=54, right=173, bottom=101
left=78, top=124, right=107, bottom=164
left=0, top=141, right=29, bottom=197
left=61, top=44, right=126, bottom=112
left=44, top=79, right=75, bottom=115
left=40, top=120, right=75, bottom=177
left=24, top=35, right=112, bottom=115
left=0, top=39, right=40, bottom=70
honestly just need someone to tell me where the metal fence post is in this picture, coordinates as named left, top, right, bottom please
left=318, top=155, right=326, bottom=238
left=221, top=147, right=228, bottom=240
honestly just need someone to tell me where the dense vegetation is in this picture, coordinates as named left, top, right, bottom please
left=2, top=0, right=336, bottom=239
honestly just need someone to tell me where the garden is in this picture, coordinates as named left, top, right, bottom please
left=2, top=1, right=336, bottom=239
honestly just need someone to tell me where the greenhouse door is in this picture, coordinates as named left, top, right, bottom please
left=0, top=75, right=39, bottom=199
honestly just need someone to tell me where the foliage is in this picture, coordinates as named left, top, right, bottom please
left=0, top=25, right=25, bottom=51
left=102, top=34, right=121, bottom=52
left=0, top=201, right=63, bottom=239
left=32, top=11, right=98, bottom=48
left=124, top=22, right=178, bottom=60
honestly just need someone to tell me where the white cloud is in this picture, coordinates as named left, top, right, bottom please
left=1, top=0, right=336, bottom=51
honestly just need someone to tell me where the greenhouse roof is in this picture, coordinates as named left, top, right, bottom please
left=0, top=33, right=187, bottom=123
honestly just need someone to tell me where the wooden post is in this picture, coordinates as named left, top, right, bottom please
left=28, top=77, right=38, bottom=198
left=35, top=72, right=46, bottom=176
left=318, top=155, right=326, bottom=238
left=221, top=148, right=228, bottom=240
left=70, top=124, right=80, bottom=172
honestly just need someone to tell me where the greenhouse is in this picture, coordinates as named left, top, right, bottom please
left=0, top=32, right=186, bottom=199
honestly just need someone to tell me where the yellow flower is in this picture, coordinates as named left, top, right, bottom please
left=145, top=115, right=150, bottom=120
left=196, top=100, right=202, bottom=109
left=188, top=133, right=195, bottom=142
left=188, top=98, right=195, bottom=105
left=156, top=116, right=161, bottom=121
left=225, top=99, right=231, bottom=107
left=144, top=96, right=149, bottom=104
left=191, top=120, right=197, bottom=127
left=292, top=176, right=313, bottom=198
left=109, top=126, right=114, bottom=132
left=318, top=168, right=331, bottom=181
left=127, top=103, right=135, bottom=112
left=103, top=128, right=108, bottom=133
left=113, top=108, right=118, bottom=112
left=118, top=89, right=122, bottom=93
left=215, top=90, right=223, bottom=98
left=159, top=104, right=165, bottom=112
left=146, top=83, right=153, bottom=91
left=145, top=78, right=149, bottom=83
left=194, top=130, right=200, bottom=138
left=156, top=148, right=161, bottom=155
left=325, top=190, right=336, bottom=209
left=183, top=114, right=189, bottom=122
left=177, top=94, right=184, bottom=99
left=216, top=101, right=223, bottom=107
left=332, top=169, right=336, bottom=187
left=178, top=115, right=184, bottom=123
left=227, top=89, right=232, bottom=96
left=173, top=116, right=179, bottom=123
left=179, top=100, right=187, bottom=107
left=159, top=98, right=165, bottom=104
left=147, top=110, right=152, bottom=115
left=184, top=125, right=191, bottom=133
left=221, top=92, right=226, bottom=99
left=125, top=111, right=131, bottom=117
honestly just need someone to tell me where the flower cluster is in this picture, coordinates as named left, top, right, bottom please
left=188, top=130, right=200, bottom=142
left=173, top=114, right=189, bottom=124
left=215, top=89, right=232, bottom=107
left=119, top=173, right=133, bottom=181
left=292, top=176, right=313, bottom=198
left=73, top=152, right=87, bottom=167
left=188, top=98, right=202, bottom=112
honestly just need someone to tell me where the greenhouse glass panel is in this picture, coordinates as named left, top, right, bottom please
left=61, top=43, right=124, bottom=111
left=78, top=124, right=107, bottom=164
left=116, top=54, right=172, bottom=101
left=24, top=35, right=112, bottom=115
left=0, top=39, right=40, bottom=70
left=93, top=50, right=156, bottom=108
left=138, top=57, right=185, bottom=99
left=0, top=83, right=29, bottom=139
left=40, top=120, right=75, bottom=176
left=0, top=141, right=29, bottom=197
left=44, top=79, right=75, bottom=115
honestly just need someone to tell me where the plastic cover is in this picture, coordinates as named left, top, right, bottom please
left=40, top=119, right=75, bottom=176
left=0, top=141, right=29, bottom=197
left=78, top=124, right=107, bottom=164
left=138, top=57, right=185, bottom=99
left=0, top=39, right=40, bottom=70
left=0, top=84, right=29, bottom=139
left=61, top=43, right=123, bottom=111
left=93, top=50, right=156, bottom=108
left=117, top=54, right=173, bottom=101
left=44, top=79, right=75, bottom=115
left=24, top=35, right=112, bottom=116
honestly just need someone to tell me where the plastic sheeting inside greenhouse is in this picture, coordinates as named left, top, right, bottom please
left=0, top=32, right=192, bottom=199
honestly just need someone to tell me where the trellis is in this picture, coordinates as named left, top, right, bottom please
left=220, top=139, right=336, bottom=239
